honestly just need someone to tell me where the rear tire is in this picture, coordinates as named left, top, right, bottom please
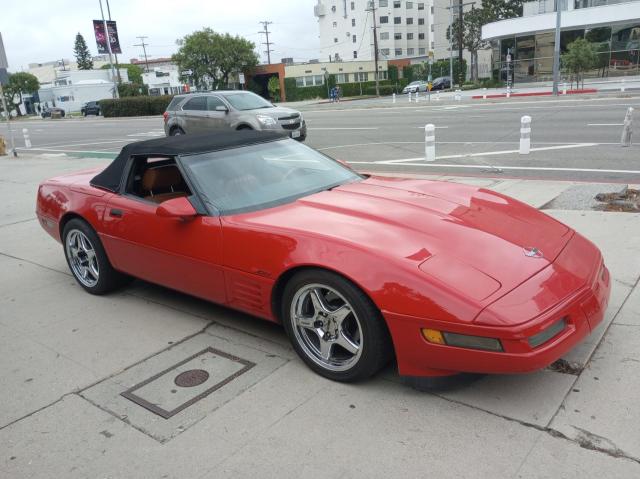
left=282, top=269, right=393, bottom=382
left=62, top=218, right=130, bottom=295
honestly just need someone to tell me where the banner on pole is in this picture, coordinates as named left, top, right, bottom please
left=93, top=20, right=122, bottom=54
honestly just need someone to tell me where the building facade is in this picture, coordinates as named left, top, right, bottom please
left=314, top=0, right=435, bottom=62
left=482, top=0, right=640, bottom=82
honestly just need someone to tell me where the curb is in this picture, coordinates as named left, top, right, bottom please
left=472, top=89, right=598, bottom=99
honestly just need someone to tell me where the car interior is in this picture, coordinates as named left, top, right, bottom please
left=126, top=156, right=191, bottom=204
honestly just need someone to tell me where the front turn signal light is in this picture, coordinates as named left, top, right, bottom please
left=421, top=328, right=503, bottom=352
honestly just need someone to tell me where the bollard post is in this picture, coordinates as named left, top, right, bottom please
left=425, top=124, right=436, bottom=162
left=519, top=116, right=531, bottom=155
left=562, top=82, right=567, bottom=95
left=621, top=79, right=626, bottom=93
left=621, top=107, right=633, bottom=147
left=22, top=128, right=32, bottom=149
left=393, top=93, right=396, bottom=103
left=482, top=88, right=487, bottom=100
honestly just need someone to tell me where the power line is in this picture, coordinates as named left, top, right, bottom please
left=258, top=21, right=274, bottom=64
left=133, top=36, right=150, bottom=72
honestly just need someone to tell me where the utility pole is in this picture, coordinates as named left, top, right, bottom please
left=258, top=21, right=274, bottom=64
left=134, top=36, right=150, bottom=72
left=98, top=0, right=119, bottom=98
left=105, top=0, right=121, bottom=83
left=366, top=1, right=380, bottom=96
left=552, top=0, right=564, bottom=96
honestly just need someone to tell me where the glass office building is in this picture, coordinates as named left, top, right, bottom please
left=482, top=0, right=640, bottom=82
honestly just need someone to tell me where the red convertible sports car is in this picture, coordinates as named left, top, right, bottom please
left=36, top=131, right=611, bottom=383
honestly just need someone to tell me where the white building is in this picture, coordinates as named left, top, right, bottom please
left=482, top=0, right=640, bottom=82
left=38, top=68, right=128, bottom=113
left=314, top=0, right=435, bottom=61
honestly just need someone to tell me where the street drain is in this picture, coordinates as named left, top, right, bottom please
left=174, top=369, right=210, bottom=388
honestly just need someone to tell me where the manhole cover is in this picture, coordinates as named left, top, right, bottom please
left=174, top=369, right=210, bottom=388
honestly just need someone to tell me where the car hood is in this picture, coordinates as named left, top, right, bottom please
left=245, top=106, right=301, bottom=120
left=234, top=176, right=572, bottom=303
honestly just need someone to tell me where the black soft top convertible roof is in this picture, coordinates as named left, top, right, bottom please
left=90, top=130, right=287, bottom=192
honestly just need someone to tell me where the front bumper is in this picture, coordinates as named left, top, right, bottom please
left=385, top=240, right=611, bottom=377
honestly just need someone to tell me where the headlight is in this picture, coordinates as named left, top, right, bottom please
left=256, top=115, right=277, bottom=127
left=421, top=329, right=503, bottom=352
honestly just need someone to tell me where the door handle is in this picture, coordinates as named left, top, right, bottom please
left=110, top=208, right=123, bottom=217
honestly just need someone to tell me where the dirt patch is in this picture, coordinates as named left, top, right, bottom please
left=594, top=187, right=640, bottom=212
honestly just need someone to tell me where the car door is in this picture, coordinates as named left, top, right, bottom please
left=204, top=96, right=229, bottom=131
left=99, top=157, right=227, bottom=304
left=180, top=96, right=208, bottom=133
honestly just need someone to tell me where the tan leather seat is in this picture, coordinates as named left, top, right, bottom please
left=142, top=166, right=187, bottom=203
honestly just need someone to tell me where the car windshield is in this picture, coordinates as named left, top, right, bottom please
left=181, top=139, right=362, bottom=215
left=222, top=92, right=274, bottom=111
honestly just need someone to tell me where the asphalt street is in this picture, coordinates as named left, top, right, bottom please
left=2, top=93, right=640, bottom=182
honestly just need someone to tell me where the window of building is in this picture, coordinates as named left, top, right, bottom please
left=407, top=1, right=413, bottom=8
left=354, top=72, right=369, bottom=81
left=407, top=47, right=415, bottom=55
left=353, top=35, right=357, bottom=43
left=394, top=1, right=401, bottom=7
left=418, top=2, right=424, bottom=10
left=418, top=33, right=425, bottom=39
left=406, top=17, right=413, bottom=25
left=419, top=47, right=426, bottom=55
left=394, top=16, right=401, bottom=24
left=418, top=18, right=424, bottom=25
left=395, top=48, right=403, bottom=56
left=352, top=18, right=356, bottom=26
left=407, top=33, right=414, bottom=40
left=380, top=16, right=389, bottom=23
left=353, top=50, right=358, bottom=59
left=380, top=31, right=389, bottom=40
left=351, top=1, right=355, bottom=9
left=379, top=0, right=388, bottom=6
left=380, top=48, right=390, bottom=56
left=394, top=32, right=402, bottom=40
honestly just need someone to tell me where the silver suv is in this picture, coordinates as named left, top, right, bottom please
left=163, top=91, right=307, bottom=141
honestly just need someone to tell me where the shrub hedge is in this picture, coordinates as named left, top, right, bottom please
left=99, top=95, right=173, bottom=117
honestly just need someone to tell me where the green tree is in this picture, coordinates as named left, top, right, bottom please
left=1, top=72, right=40, bottom=116
left=74, top=33, right=94, bottom=70
left=562, top=38, right=598, bottom=89
left=447, top=1, right=524, bottom=83
left=267, top=76, right=280, bottom=102
left=172, top=28, right=259, bottom=90
left=101, top=63, right=144, bottom=84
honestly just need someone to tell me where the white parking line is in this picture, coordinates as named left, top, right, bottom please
left=348, top=161, right=640, bottom=175
left=381, top=143, right=598, bottom=164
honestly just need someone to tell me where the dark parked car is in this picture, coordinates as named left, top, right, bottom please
left=81, top=101, right=101, bottom=116
left=41, top=107, right=66, bottom=118
left=430, top=76, right=452, bottom=91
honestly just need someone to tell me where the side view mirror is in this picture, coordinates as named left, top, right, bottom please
left=215, top=105, right=229, bottom=113
left=156, top=197, right=197, bottom=221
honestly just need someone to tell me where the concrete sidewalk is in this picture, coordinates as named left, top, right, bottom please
left=1, top=154, right=639, bottom=478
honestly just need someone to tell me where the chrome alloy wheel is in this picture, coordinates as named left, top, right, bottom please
left=65, top=229, right=99, bottom=287
left=290, top=283, right=363, bottom=372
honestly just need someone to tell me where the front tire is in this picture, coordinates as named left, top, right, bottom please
left=282, top=269, right=392, bottom=382
left=62, top=218, right=130, bottom=295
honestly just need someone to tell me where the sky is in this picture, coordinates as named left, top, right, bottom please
left=1, top=0, right=320, bottom=71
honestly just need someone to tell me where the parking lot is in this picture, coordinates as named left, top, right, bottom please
left=1, top=94, right=640, bottom=478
